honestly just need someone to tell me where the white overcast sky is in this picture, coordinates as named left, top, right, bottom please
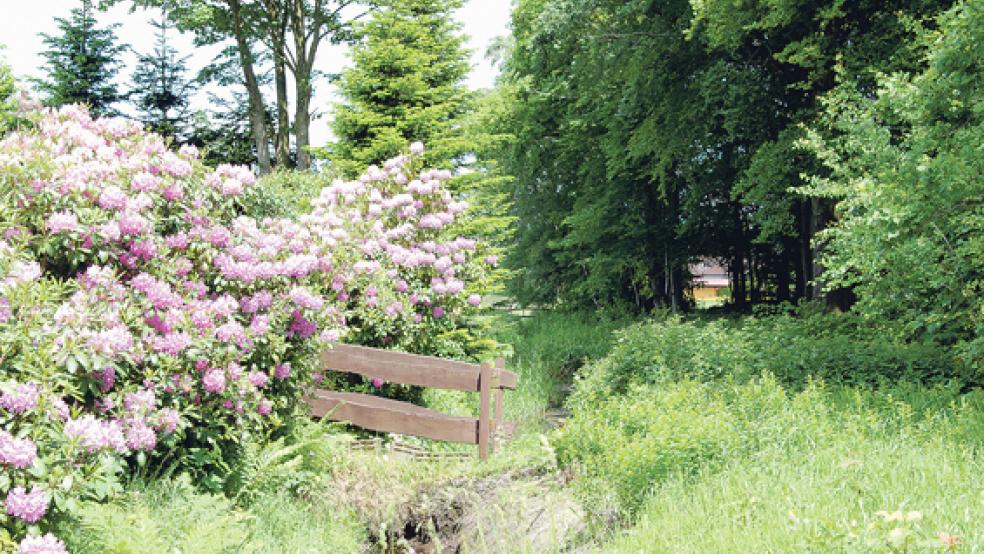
left=0, top=1, right=512, bottom=145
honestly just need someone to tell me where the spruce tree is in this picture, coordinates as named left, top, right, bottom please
left=36, top=0, right=128, bottom=117
left=0, top=56, right=17, bottom=134
left=328, top=0, right=472, bottom=176
left=131, top=13, right=196, bottom=141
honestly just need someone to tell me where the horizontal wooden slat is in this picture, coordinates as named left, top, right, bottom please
left=320, top=344, right=517, bottom=391
left=306, top=390, right=480, bottom=444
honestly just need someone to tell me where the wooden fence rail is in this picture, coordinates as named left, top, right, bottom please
left=305, top=344, right=518, bottom=460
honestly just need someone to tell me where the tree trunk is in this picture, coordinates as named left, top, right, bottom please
left=229, top=0, right=272, bottom=174
left=290, top=0, right=321, bottom=171
left=776, top=246, right=791, bottom=303
left=792, top=199, right=809, bottom=299
left=809, top=197, right=824, bottom=300
left=294, top=75, right=312, bottom=170
left=273, top=16, right=291, bottom=167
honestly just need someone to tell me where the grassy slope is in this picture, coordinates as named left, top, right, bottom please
left=598, top=383, right=984, bottom=552
left=547, top=313, right=984, bottom=553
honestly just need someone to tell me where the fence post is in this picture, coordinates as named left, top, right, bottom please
left=492, top=357, right=505, bottom=454
left=478, top=361, right=492, bottom=460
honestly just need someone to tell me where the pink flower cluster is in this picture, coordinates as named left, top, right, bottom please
left=0, top=105, right=492, bottom=546
left=0, top=430, right=37, bottom=469
left=18, top=534, right=68, bottom=554
left=1, top=383, right=40, bottom=414
left=5, top=485, right=48, bottom=523
left=63, top=416, right=127, bottom=453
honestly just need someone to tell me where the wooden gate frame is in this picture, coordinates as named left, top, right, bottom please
left=305, top=344, right=518, bottom=460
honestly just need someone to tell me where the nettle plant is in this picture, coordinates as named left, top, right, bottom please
left=0, top=105, right=489, bottom=552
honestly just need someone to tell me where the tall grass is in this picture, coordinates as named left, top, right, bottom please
left=495, top=310, right=632, bottom=413
left=553, top=311, right=984, bottom=551
left=600, top=383, right=984, bottom=552
left=423, top=310, right=632, bottom=440
left=58, top=475, right=366, bottom=553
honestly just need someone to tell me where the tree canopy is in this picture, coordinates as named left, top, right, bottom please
left=327, top=0, right=472, bottom=176
left=36, top=0, right=129, bottom=117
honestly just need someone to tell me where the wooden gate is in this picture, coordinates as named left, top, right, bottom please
left=305, top=344, right=518, bottom=460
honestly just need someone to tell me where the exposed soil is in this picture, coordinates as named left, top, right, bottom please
left=398, top=466, right=587, bottom=553
left=331, top=455, right=587, bottom=553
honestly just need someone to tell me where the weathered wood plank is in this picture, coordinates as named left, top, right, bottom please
left=493, top=358, right=505, bottom=454
left=320, top=344, right=518, bottom=391
left=478, top=362, right=492, bottom=460
left=306, top=390, right=480, bottom=444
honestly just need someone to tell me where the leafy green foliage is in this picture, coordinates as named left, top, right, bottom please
left=801, top=0, right=984, bottom=374
left=0, top=55, right=23, bottom=136
left=592, top=379, right=984, bottom=551
left=237, top=169, right=333, bottom=219
left=223, top=420, right=349, bottom=506
left=493, top=0, right=952, bottom=310
left=572, top=311, right=961, bottom=402
left=130, top=14, right=197, bottom=141
left=327, top=0, right=472, bottom=176
left=36, top=0, right=128, bottom=116
left=58, top=472, right=365, bottom=553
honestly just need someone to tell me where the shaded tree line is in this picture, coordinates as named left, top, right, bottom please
left=489, top=0, right=953, bottom=312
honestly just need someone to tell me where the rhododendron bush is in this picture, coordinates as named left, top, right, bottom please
left=0, top=105, right=489, bottom=550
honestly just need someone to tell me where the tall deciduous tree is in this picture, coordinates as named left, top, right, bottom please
left=130, top=12, right=197, bottom=141
left=493, top=0, right=952, bottom=311
left=801, top=0, right=984, bottom=370
left=327, top=0, right=471, bottom=176
left=37, top=0, right=128, bottom=117
left=114, top=0, right=368, bottom=172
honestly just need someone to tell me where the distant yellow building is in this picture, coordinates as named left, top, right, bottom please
left=689, top=259, right=729, bottom=301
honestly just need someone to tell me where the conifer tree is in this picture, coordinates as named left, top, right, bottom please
left=36, top=0, right=128, bottom=117
left=131, top=13, right=197, bottom=141
left=328, top=0, right=472, bottom=176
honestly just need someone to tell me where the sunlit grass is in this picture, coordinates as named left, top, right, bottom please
left=580, top=380, right=984, bottom=552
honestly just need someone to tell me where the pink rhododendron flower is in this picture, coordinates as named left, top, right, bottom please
left=98, top=186, right=128, bottom=210
left=151, top=332, right=192, bottom=356
left=45, top=212, right=78, bottom=233
left=124, top=389, right=156, bottom=415
left=64, top=416, right=126, bottom=453
left=5, top=486, right=48, bottom=523
left=248, top=371, right=269, bottom=388
left=203, top=368, right=226, bottom=394
left=249, top=314, right=270, bottom=336
left=18, top=533, right=67, bottom=554
left=0, top=431, right=37, bottom=469
left=215, top=320, right=245, bottom=343
left=274, top=363, right=291, bottom=381
left=155, top=408, right=180, bottom=434
left=1, top=383, right=40, bottom=414
left=287, top=311, right=316, bottom=339
left=118, top=212, right=149, bottom=235
left=125, top=421, right=157, bottom=451
left=288, top=286, right=324, bottom=310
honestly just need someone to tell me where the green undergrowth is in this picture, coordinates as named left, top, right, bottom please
left=417, top=310, right=633, bottom=455
left=552, top=309, right=984, bottom=551
left=56, top=474, right=366, bottom=553
left=595, top=379, right=984, bottom=552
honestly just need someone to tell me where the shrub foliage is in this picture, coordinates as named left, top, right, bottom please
left=0, top=105, right=489, bottom=550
